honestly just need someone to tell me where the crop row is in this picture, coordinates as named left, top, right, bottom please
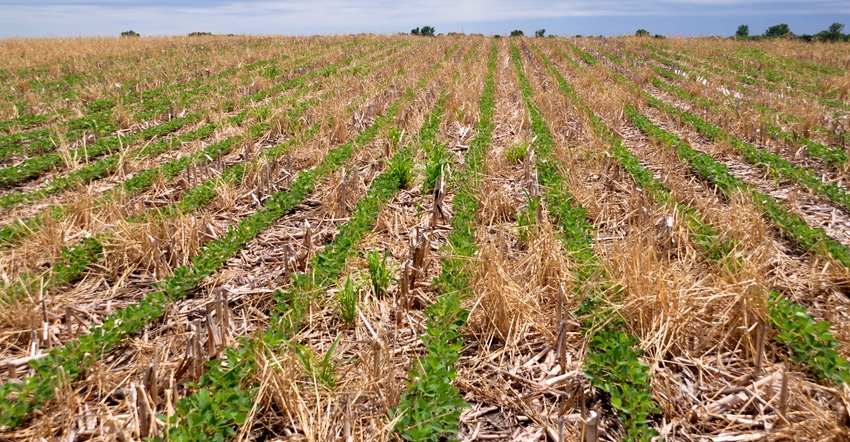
left=516, top=42, right=659, bottom=440
left=0, top=35, right=412, bottom=334
left=0, top=38, right=382, bottom=190
left=0, top=33, right=423, bottom=333
left=0, top=39, right=408, bottom=248
left=0, top=38, right=450, bottom=429
left=647, top=91, right=850, bottom=210
left=390, top=43, right=495, bottom=440
left=0, top=37, right=334, bottom=135
left=610, top=38, right=847, bottom=140
left=647, top=72, right=847, bottom=168
left=638, top=45, right=847, bottom=144
left=565, top=39, right=850, bottom=270
left=550, top=44, right=737, bottom=263
left=631, top=104, right=850, bottom=357
left=0, top=42, right=396, bottom=296
left=636, top=113, right=850, bottom=266
left=0, top=38, right=315, bottom=154
left=161, top=43, right=461, bottom=441
left=642, top=41, right=850, bottom=113
left=554, top=38, right=850, bottom=396
left=544, top=38, right=850, bottom=441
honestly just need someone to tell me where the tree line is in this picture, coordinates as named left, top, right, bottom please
left=736, top=23, right=848, bottom=42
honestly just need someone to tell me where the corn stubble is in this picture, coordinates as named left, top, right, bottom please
left=1, top=34, right=850, bottom=442
left=553, top=36, right=850, bottom=439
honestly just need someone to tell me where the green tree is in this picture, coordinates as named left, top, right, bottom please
left=411, top=26, right=435, bottom=36
left=534, top=28, right=546, bottom=37
left=764, top=23, right=791, bottom=38
left=120, top=30, right=139, bottom=38
left=510, top=29, right=524, bottom=37
left=635, top=29, right=650, bottom=37
left=736, top=24, right=749, bottom=38
left=825, top=22, right=845, bottom=41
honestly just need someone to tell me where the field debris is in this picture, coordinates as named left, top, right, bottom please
left=1, top=33, right=850, bottom=441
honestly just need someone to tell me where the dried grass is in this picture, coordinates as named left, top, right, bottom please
left=4, top=34, right=850, bottom=441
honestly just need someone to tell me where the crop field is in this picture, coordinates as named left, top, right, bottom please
left=0, top=33, right=849, bottom=441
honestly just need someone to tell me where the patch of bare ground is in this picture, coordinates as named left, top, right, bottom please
left=0, top=38, right=463, bottom=442
left=539, top=38, right=850, bottom=440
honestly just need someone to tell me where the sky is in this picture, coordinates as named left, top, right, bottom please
left=1, top=0, right=849, bottom=39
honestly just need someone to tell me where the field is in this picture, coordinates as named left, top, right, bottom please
left=0, top=33, right=849, bottom=441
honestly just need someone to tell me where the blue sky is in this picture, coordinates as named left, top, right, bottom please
left=2, top=1, right=848, bottom=38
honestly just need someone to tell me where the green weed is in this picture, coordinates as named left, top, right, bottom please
left=251, top=104, right=271, bottom=122
left=387, top=148, right=415, bottom=189
left=516, top=193, right=541, bottom=243
left=422, top=141, right=451, bottom=193
left=504, top=142, right=528, bottom=164
left=338, top=274, right=359, bottom=324
left=366, top=250, right=393, bottom=297
left=293, top=335, right=345, bottom=390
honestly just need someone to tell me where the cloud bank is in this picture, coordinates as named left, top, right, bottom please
left=2, top=0, right=849, bottom=38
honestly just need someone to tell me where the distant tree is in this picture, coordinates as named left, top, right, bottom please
left=420, top=26, right=435, bottom=36
left=534, top=28, right=546, bottom=38
left=635, top=29, right=650, bottom=37
left=654, top=34, right=665, bottom=39
left=823, top=22, right=845, bottom=41
left=188, top=32, right=212, bottom=37
left=410, top=27, right=420, bottom=36
left=764, top=23, right=791, bottom=38
left=120, top=30, right=140, bottom=38
left=510, top=29, right=524, bottom=37
left=736, top=24, right=749, bottom=38
left=494, top=34, right=502, bottom=39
